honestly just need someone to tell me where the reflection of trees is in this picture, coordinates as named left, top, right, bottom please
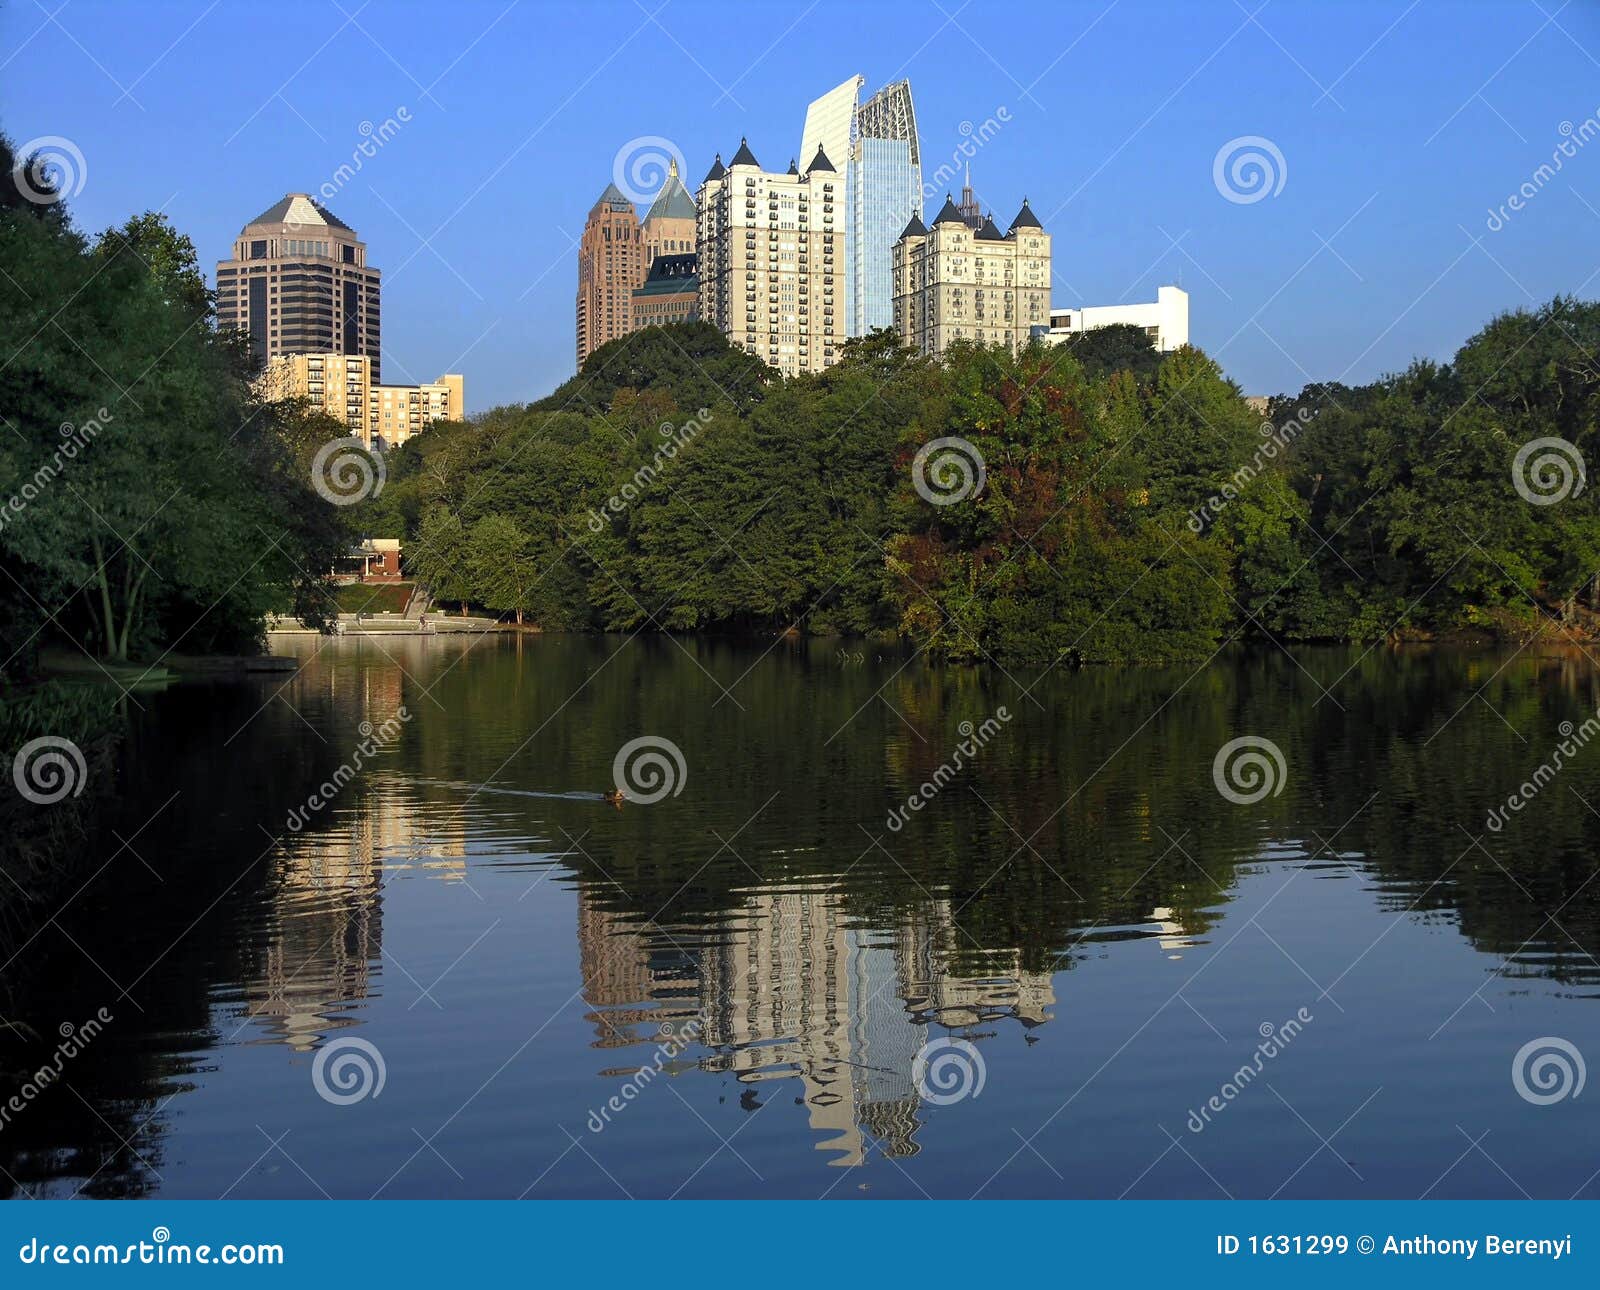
left=0, top=672, right=413, bottom=1197
left=5, top=635, right=1600, bottom=1194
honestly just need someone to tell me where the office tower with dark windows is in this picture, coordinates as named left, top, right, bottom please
left=800, top=76, right=922, bottom=338
left=214, top=193, right=382, bottom=379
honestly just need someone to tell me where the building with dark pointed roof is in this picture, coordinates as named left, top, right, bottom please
left=644, top=160, right=696, bottom=223
left=931, top=193, right=965, bottom=226
left=215, top=192, right=381, bottom=378
left=246, top=192, right=354, bottom=231
left=703, top=154, right=725, bottom=184
left=642, top=158, right=697, bottom=264
left=694, top=133, right=843, bottom=377
left=892, top=183, right=1051, bottom=358
left=804, top=145, right=835, bottom=174
left=1009, top=198, right=1042, bottom=230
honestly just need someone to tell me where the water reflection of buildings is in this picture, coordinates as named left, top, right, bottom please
left=577, top=887, right=1054, bottom=1166
left=243, top=773, right=466, bottom=1051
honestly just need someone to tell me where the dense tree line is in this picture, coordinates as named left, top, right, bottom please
left=363, top=303, right=1600, bottom=663
left=0, top=128, right=353, bottom=880
left=0, top=130, right=350, bottom=687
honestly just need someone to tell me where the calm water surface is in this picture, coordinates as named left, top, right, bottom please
left=3, top=636, right=1598, bottom=1199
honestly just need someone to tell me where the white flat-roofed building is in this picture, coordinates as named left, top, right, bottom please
left=1035, top=284, right=1189, bottom=352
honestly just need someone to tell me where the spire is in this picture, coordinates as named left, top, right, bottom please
left=957, top=168, right=982, bottom=230
left=787, top=157, right=798, bottom=175
left=703, top=153, right=725, bottom=184
left=805, top=144, right=836, bottom=174
left=645, top=160, right=696, bottom=222
left=729, top=136, right=760, bottom=168
left=898, top=212, right=928, bottom=240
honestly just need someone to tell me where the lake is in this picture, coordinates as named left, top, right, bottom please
left=2, top=635, right=1597, bottom=1199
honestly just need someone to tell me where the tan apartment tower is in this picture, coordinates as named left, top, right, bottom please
left=892, top=190, right=1051, bottom=357
left=215, top=193, right=381, bottom=378
left=260, top=354, right=464, bottom=449
left=696, top=138, right=842, bottom=378
left=575, top=184, right=645, bottom=367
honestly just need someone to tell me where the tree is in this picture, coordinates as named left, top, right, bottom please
left=1063, top=322, right=1166, bottom=381
left=466, top=515, right=542, bottom=624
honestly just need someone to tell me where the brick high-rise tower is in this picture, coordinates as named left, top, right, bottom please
left=575, top=183, right=644, bottom=368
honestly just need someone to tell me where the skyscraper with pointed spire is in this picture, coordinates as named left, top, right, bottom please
left=576, top=160, right=701, bottom=367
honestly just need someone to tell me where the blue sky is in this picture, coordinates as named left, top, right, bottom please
left=4, top=0, right=1599, bottom=410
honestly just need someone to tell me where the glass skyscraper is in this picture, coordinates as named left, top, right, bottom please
left=801, top=77, right=922, bottom=338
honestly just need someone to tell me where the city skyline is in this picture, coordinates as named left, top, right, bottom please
left=5, top=2, right=1598, bottom=409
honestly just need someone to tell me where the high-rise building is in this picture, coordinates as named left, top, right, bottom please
left=696, top=137, right=842, bottom=377
left=575, top=183, right=646, bottom=367
left=215, top=193, right=381, bottom=378
left=261, top=353, right=464, bottom=449
left=892, top=192, right=1052, bottom=356
left=801, top=76, right=922, bottom=338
